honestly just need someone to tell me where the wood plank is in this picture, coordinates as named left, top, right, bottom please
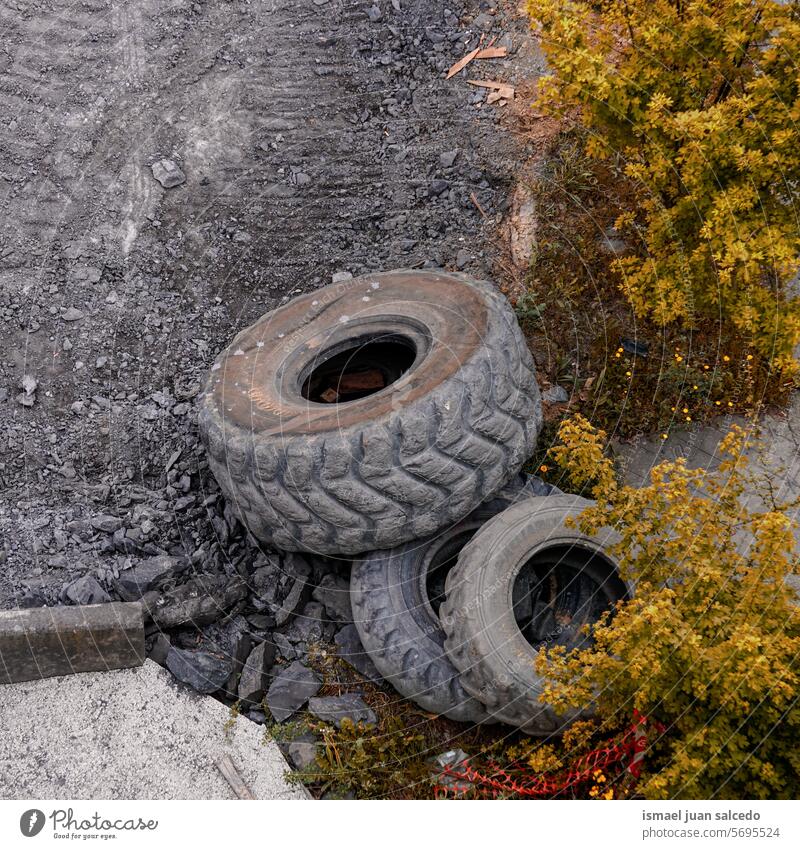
left=216, top=754, right=256, bottom=800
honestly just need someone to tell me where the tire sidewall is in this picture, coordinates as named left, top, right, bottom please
left=443, top=495, right=629, bottom=734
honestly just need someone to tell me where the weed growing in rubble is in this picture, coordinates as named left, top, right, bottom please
left=537, top=415, right=800, bottom=798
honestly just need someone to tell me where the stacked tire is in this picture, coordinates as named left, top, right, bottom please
left=199, top=270, right=628, bottom=734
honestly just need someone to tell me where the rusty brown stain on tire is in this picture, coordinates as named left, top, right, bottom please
left=203, top=270, right=491, bottom=436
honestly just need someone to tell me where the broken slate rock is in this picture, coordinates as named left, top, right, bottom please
left=287, top=736, right=319, bottom=770
left=64, top=575, right=111, bottom=606
left=237, top=640, right=276, bottom=705
left=272, top=563, right=309, bottom=626
left=307, top=694, right=377, bottom=728
left=166, top=647, right=233, bottom=694
left=273, top=632, right=296, bottom=661
left=115, top=555, right=188, bottom=600
left=61, top=307, right=85, bottom=322
left=151, top=159, right=186, bottom=188
left=334, top=624, right=383, bottom=681
left=89, top=514, right=124, bottom=534
left=439, top=149, right=459, bottom=168
left=266, top=661, right=322, bottom=722
left=147, top=633, right=171, bottom=667
left=285, top=601, right=334, bottom=645
left=366, top=4, right=382, bottom=22
left=311, top=573, right=352, bottom=623
left=542, top=385, right=569, bottom=405
left=145, top=575, right=247, bottom=629
left=16, top=374, right=38, bottom=406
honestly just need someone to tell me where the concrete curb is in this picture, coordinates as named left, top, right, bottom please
left=0, top=602, right=144, bottom=684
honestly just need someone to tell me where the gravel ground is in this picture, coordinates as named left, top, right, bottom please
left=0, top=0, right=545, bottom=607
left=0, top=0, right=545, bottom=755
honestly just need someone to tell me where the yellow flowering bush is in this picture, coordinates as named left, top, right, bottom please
left=538, top=416, right=800, bottom=798
left=530, top=0, right=800, bottom=373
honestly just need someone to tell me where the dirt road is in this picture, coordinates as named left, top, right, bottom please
left=0, top=0, right=542, bottom=606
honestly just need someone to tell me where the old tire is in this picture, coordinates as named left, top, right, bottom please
left=440, top=496, right=629, bottom=735
left=351, top=475, right=560, bottom=723
left=198, top=270, right=541, bottom=556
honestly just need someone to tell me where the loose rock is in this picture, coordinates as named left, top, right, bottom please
left=90, top=514, right=124, bottom=534
left=542, top=385, right=569, bottom=404
left=151, top=159, right=186, bottom=188
left=237, top=640, right=276, bottom=705
left=266, top=661, right=322, bottom=722
left=145, top=576, right=248, bottom=629
left=307, top=694, right=376, bottom=728
left=64, top=575, right=111, bottom=606
left=165, top=647, right=233, bottom=694
left=115, top=555, right=189, bottom=600
left=287, top=736, right=318, bottom=770
left=311, top=573, right=352, bottom=623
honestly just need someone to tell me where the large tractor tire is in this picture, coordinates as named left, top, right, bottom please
left=351, top=475, right=559, bottom=722
left=441, top=496, right=629, bottom=734
left=198, top=270, right=542, bottom=556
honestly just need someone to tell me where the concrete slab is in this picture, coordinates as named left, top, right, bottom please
left=0, top=660, right=308, bottom=800
left=618, top=395, right=800, bottom=534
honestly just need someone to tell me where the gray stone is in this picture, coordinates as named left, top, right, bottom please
left=307, top=694, right=376, bottom=728
left=65, top=576, right=111, bottom=606
left=439, top=149, right=459, bottom=168
left=474, top=12, right=494, bottom=31
left=266, top=661, right=322, bottom=722
left=0, top=602, right=144, bottom=684
left=151, top=159, right=186, bottom=188
left=598, top=227, right=629, bottom=256
left=237, top=640, right=276, bottom=705
left=89, top=514, right=123, bottom=533
left=285, top=601, right=332, bottom=645
left=273, top=572, right=308, bottom=627
left=455, top=249, right=470, bottom=270
left=542, top=385, right=569, bottom=404
left=334, top=624, right=383, bottom=682
left=366, top=4, right=382, bottom=22
left=311, top=573, right=352, bottom=623
left=430, top=178, right=449, bottom=196
left=165, top=647, right=232, bottom=694
left=65, top=519, right=93, bottom=540
left=331, top=270, right=353, bottom=284
left=145, top=575, right=248, bottom=628
left=61, top=307, right=84, bottom=322
left=273, top=632, right=296, bottom=661
left=287, top=737, right=318, bottom=770
left=115, top=555, right=188, bottom=600
left=147, top=633, right=171, bottom=667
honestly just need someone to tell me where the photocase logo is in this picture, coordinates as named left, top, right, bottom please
left=19, top=809, right=45, bottom=837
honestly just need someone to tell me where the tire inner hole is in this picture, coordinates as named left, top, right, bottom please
left=512, top=544, right=627, bottom=651
left=426, top=530, right=474, bottom=616
left=301, top=333, right=416, bottom=403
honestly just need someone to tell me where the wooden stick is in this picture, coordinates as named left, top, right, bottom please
left=475, top=46, right=508, bottom=59
left=469, top=192, right=487, bottom=219
left=446, top=46, right=482, bottom=79
left=216, top=754, right=255, bottom=800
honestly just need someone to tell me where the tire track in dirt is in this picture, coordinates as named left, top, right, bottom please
left=110, top=0, right=154, bottom=256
